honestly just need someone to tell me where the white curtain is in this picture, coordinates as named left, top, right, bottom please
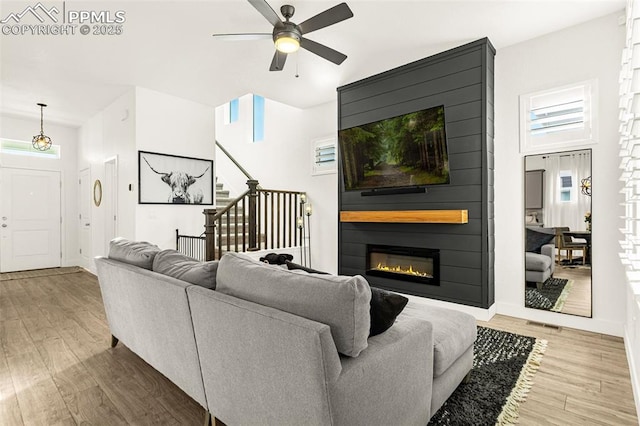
left=543, top=155, right=562, bottom=227
left=571, top=151, right=591, bottom=231
left=543, top=151, right=591, bottom=231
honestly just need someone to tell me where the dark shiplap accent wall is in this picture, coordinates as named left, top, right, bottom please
left=337, top=38, right=495, bottom=308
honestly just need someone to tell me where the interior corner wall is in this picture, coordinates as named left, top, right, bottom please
left=494, top=12, right=625, bottom=335
left=134, top=87, right=216, bottom=250
left=0, top=114, right=80, bottom=268
left=78, top=89, right=136, bottom=271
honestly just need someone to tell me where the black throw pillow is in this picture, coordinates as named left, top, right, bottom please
left=368, top=287, right=409, bottom=337
left=525, top=227, right=555, bottom=254
left=285, top=261, right=408, bottom=336
left=285, top=261, right=329, bottom=275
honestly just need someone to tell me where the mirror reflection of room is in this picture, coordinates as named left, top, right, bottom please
left=524, top=149, right=592, bottom=318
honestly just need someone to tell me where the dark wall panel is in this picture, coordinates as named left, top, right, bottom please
left=337, top=38, right=495, bottom=308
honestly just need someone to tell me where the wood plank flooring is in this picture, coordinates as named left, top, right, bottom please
left=554, top=265, right=592, bottom=317
left=0, top=270, right=637, bottom=425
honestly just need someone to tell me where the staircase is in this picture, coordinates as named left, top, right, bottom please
left=214, top=178, right=253, bottom=251
left=177, top=140, right=307, bottom=261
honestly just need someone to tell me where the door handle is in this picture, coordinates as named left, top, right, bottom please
left=1, top=224, right=7, bottom=228
left=85, top=223, right=91, bottom=226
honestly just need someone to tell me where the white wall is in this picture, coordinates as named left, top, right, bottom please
left=78, top=90, right=136, bottom=271
left=495, top=12, right=626, bottom=335
left=0, top=114, right=80, bottom=267
left=134, top=87, right=216, bottom=249
left=215, top=96, right=338, bottom=273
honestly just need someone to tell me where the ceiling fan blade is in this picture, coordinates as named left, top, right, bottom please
left=298, top=3, right=353, bottom=35
left=300, top=38, right=347, bottom=65
left=248, top=0, right=283, bottom=27
left=269, top=50, right=288, bottom=71
left=212, top=33, right=272, bottom=41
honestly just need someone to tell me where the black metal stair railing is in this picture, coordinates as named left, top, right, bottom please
left=203, top=180, right=305, bottom=260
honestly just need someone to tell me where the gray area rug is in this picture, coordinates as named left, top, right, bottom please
left=428, top=326, right=547, bottom=426
left=525, top=277, right=572, bottom=312
left=0, top=266, right=83, bottom=281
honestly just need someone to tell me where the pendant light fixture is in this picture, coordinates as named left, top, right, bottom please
left=580, top=176, right=592, bottom=196
left=32, top=103, right=52, bottom=151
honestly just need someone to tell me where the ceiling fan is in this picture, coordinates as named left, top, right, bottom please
left=213, top=0, right=353, bottom=71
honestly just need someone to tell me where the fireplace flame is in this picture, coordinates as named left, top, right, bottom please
left=375, top=263, right=433, bottom=278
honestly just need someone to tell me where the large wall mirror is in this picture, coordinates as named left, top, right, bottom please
left=524, top=149, right=592, bottom=318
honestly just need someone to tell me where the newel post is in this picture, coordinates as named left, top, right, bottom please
left=203, top=208, right=217, bottom=261
left=247, top=179, right=259, bottom=251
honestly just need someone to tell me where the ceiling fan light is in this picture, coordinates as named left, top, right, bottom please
left=275, top=34, right=300, bottom=53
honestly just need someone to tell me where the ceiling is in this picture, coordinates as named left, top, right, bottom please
left=0, top=0, right=625, bottom=127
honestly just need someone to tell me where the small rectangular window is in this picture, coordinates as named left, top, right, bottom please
left=312, top=137, right=336, bottom=175
left=253, top=95, right=264, bottom=142
left=1, top=139, right=60, bottom=159
left=229, top=98, right=239, bottom=123
left=520, top=80, right=597, bottom=153
left=558, top=170, right=573, bottom=202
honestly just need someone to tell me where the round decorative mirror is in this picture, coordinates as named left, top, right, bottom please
left=93, top=179, right=102, bottom=207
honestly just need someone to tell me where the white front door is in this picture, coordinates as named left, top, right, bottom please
left=0, top=168, right=61, bottom=272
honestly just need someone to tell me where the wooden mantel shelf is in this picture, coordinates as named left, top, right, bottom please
left=339, top=210, right=468, bottom=224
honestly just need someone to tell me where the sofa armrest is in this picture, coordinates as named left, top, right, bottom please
left=187, top=286, right=342, bottom=425
left=329, top=316, right=434, bottom=425
left=541, top=243, right=555, bottom=274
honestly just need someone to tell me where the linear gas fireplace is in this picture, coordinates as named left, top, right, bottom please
left=366, top=244, right=440, bottom=285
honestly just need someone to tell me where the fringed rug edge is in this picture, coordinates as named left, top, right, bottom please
left=495, top=338, right=548, bottom=426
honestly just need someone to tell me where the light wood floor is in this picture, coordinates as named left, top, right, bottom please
left=554, top=265, right=592, bottom=317
left=1, top=270, right=638, bottom=425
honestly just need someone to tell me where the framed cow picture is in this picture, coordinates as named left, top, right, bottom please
left=138, top=150, right=214, bottom=205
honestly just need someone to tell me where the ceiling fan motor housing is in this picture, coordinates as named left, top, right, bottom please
left=273, top=21, right=301, bottom=43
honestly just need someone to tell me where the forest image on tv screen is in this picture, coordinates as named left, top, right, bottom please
left=339, top=105, right=450, bottom=191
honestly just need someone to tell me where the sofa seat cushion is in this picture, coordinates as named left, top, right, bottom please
left=400, top=303, right=476, bottom=377
left=525, top=252, right=551, bottom=272
left=108, top=237, right=160, bottom=270
left=152, top=249, right=218, bottom=289
left=216, top=252, right=372, bottom=357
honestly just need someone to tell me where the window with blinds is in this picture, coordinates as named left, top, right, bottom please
left=520, top=80, right=597, bottom=153
left=312, top=137, right=336, bottom=175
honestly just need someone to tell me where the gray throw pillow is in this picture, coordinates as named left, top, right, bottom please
left=152, top=249, right=218, bottom=289
left=108, top=237, right=160, bottom=270
left=216, top=252, right=371, bottom=357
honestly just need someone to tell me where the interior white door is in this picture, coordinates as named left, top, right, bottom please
left=104, top=158, right=118, bottom=252
left=79, top=168, right=92, bottom=264
left=0, top=168, right=61, bottom=272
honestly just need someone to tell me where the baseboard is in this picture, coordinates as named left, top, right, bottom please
left=625, top=327, right=640, bottom=420
left=405, top=294, right=496, bottom=322
left=496, top=301, right=623, bottom=337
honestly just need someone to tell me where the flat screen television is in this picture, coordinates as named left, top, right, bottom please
left=338, top=105, right=450, bottom=192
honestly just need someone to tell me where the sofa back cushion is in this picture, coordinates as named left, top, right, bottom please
left=216, top=252, right=371, bottom=357
left=152, top=249, right=218, bottom=289
left=108, top=237, right=160, bottom=270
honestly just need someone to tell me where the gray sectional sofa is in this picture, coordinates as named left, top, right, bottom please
left=95, top=238, right=477, bottom=425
